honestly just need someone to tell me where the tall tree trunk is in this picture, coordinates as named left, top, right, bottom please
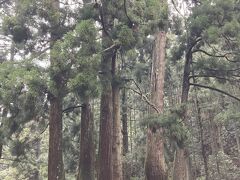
left=98, top=70, right=113, bottom=180
left=145, top=31, right=167, bottom=180
left=195, top=93, right=209, bottom=180
left=77, top=99, right=95, bottom=180
left=0, top=143, right=2, bottom=158
left=122, top=88, right=130, bottom=180
left=48, top=1, right=65, bottom=179
left=48, top=96, right=64, bottom=180
left=98, top=1, right=114, bottom=178
left=122, top=88, right=128, bottom=156
left=77, top=0, right=95, bottom=179
left=209, top=110, right=222, bottom=176
left=112, top=83, right=123, bottom=180
left=173, top=38, right=198, bottom=180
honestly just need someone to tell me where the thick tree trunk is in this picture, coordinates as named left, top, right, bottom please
left=145, top=31, right=167, bottom=180
left=48, top=1, right=65, bottom=179
left=173, top=149, right=191, bottom=180
left=112, top=84, right=123, bottom=180
left=98, top=80, right=113, bottom=180
left=77, top=99, right=95, bottom=180
left=98, top=1, right=115, bottom=179
left=48, top=96, right=64, bottom=180
left=173, top=38, right=198, bottom=180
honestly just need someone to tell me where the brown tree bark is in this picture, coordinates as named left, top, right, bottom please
left=98, top=1, right=114, bottom=178
left=112, top=84, right=123, bottom=180
left=48, top=1, right=65, bottom=179
left=48, top=96, right=65, bottom=180
left=122, top=88, right=130, bottom=180
left=173, top=48, right=190, bottom=180
left=98, top=74, right=113, bottom=180
left=172, top=38, right=201, bottom=180
left=194, top=91, right=209, bottom=180
left=145, top=31, right=167, bottom=180
left=122, top=88, right=129, bottom=156
left=77, top=99, right=95, bottom=180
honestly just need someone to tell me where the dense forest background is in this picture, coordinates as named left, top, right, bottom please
left=0, top=0, right=240, bottom=180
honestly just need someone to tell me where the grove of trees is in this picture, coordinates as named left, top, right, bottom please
left=0, top=0, right=240, bottom=180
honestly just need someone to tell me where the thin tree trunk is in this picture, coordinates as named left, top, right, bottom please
left=0, top=143, right=2, bottom=158
left=145, top=31, right=167, bottom=180
left=122, top=88, right=130, bottom=180
left=30, top=137, right=40, bottom=180
left=122, top=88, right=128, bottom=156
left=195, top=95, right=209, bottom=180
left=77, top=99, right=95, bottom=180
left=192, top=74, right=209, bottom=180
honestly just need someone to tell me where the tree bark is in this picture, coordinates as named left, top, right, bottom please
left=112, top=84, right=123, bottom=180
left=0, top=143, right=2, bottom=158
left=48, top=1, right=65, bottom=179
left=195, top=92, right=209, bottom=180
left=145, top=31, right=167, bottom=180
left=98, top=76, right=113, bottom=180
left=122, top=88, right=130, bottom=180
left=173, top=149, right=191, bottom=180
left=173, top=38, right=197, bottom=180
left=77, top=99, right=95, bottom=180
left=48, top=96, right=64, bottom=180
left=122, top=88, right=128, bottom=156
left=98, top=1, right=114, bottom=178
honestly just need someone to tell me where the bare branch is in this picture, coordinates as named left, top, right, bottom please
left=62, top=105, right=83, bottom=113
left=192, top=49, right=238, bottom=62
left=189, top=74, right=240, bottom=83
left=130, top=79, right=160, bottom=113
left=190, top=83, right=240, bottom=102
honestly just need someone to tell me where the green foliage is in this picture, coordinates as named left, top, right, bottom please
left=117, top=25, right=136, bottom=49
left=145, top=0, right=168, bottom=30
left=141, top=106, right=188, bottom=147
left=0, top=61, right=47, bottom=142
left=2, top=16, right=30, bottom=43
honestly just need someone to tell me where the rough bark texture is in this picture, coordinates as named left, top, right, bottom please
left=98, top=1, right=114, bottom=178
left=112, top=84, right=123, bottom=180
left=122, top=88, right=129, bottom=156
left=145, top=31, right=167, bottom=180
left=122, top=89, right=130, bottom=180
left=48, top=97, right=64, bottom=180
left=98, top=79, right=113, bottom=180
left=173, top=39, right=199, bottom=180
left=195, top=92, right=209, bottom=180
left=48, top=1, right=65, bottom=179
left=77, top=100, right=95, bottom=180
left=173, top=149, right=191, bottom=180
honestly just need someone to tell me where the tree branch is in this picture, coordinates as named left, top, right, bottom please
left=189, top=74, right=240, bottom=83
left=192, top=49, right=237, bottom=62
left=189, top=83, right=240, bottom=102
left=62, top=105, right=83, bottom=113
left=130, top=79, right=160, bottom=113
